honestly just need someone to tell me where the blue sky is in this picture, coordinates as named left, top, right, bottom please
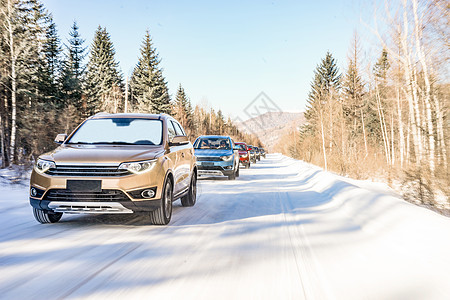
left=44, top=0, right=374, bottom=119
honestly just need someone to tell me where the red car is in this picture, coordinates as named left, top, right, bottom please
left=235, top=142, right=251, bottom=169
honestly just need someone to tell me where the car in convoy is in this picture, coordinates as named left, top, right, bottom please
left=247, top=145, right=257, bottom=164
left=254, top=146, right=261, bottom=161
left=260, top=148, right=266, bottom=158
left=235, top=142, right=251, bottom=169
left=29, top=113, right=197, bottom=225
left=194, top=135, right=240, bottom=180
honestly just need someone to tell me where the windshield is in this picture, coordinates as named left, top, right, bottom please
left=67, top=118, right=163, bottom=145
left=236, top=144, right=246, bottom=151
left=194, top=138, right=231, bottom=150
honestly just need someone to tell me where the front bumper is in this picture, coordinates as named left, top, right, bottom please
left=239, top=155, right=249, bottom=163
left=30, top=198, right=161, bottom=213
left=29, top=165, right=165, bottom=214
left=196, top=160, right=235, bottom=177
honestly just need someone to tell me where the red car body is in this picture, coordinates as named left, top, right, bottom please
left=235, top=142, right=251, bottom=168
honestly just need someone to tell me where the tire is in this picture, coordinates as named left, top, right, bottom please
left=228, top=171, right=236, bottom=180
left=245, top=162, right=250, bottom=169
left=236, top=164, right=240, bottom=177
left=150, top=178, right=173, bottom=225
left=181, top=172, right=197, bottom=207
left=33, top=208, right=62, bottom=224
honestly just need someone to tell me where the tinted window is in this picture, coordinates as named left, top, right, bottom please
left=172, top=121, right=186, bottom=136
left=236, top=144, right=247, bottom=151
left=194, top=138, right=231, bottom=150
left=167, top=120, right=176, bottom=139
left=67, top=118, right=163, bottom=145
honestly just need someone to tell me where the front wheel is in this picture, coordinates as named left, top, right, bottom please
left=33, top=208, right=62, bottom=224
left=181, top=172, right=197, bottom=207
left=150, top=179, right=173, bottom=225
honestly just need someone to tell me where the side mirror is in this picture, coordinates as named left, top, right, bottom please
left=169, top=135, right=189, bottom=146
left=54, top=133, right=67, bottom=144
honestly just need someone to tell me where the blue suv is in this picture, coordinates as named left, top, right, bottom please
left=193, top=135, right=240, bottom=180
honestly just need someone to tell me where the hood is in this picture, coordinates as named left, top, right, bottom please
left=194, top=149, right=233, bottom=157
left=238, top=150, right=248, bottom=155
left=39, top=144, right=165, bottom=165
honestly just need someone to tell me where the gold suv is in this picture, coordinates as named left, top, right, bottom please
left=29, top=113, right=197, bottom=225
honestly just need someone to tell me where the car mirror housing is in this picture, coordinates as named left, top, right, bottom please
left=54, top=133, right=68, bottom=144
left=169, top=135, right=189, bottom=146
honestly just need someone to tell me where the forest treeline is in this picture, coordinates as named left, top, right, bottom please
left=277, top=0, right=449, bottom=209
left=0, top=0, right=261, bottom=168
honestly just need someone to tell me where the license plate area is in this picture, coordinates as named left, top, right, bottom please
left=202, top=162, right=214, bottom=167
left=66, top=180, right=102, bottom=192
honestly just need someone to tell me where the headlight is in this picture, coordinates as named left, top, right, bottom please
left=221, top=155, right=233, bottom=161
left=118, top=159, right=157, bottom=174
left=34, top=159, right=56, bottom=174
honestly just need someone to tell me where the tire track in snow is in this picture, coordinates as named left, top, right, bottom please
left=277, top=182, right=334, bottom=299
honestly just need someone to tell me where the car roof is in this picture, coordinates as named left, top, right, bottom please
left=235, top=142, right=247, bottom=145
left=90, top=112, right=171, bottom=121
left=196, top=135, right=231, bottom=139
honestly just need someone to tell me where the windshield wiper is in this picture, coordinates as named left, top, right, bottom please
left=66, top=142, right=93, bottom=144
left=91, top=141, right=136, bottom=145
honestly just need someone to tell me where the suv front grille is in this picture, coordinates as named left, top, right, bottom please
left=44, top=189, right=130, bottom=202
left=46, top=165, right=129, bottom=177
left=198, top=166, right=224, bottom=171
left=196, top=156, right=222, bottom=161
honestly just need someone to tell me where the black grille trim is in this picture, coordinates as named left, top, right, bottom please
left=198, top=166, right=225, bottom=171
left=43, top=189, right=130, bottom=202
left=196, top=156, right=222, bottom=161
left=46, top=165, right=130, bottom=177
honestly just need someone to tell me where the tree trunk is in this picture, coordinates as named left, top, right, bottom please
left=412, top=0, right=435, bottom=175
left=397, top=87, right=405, bottom=167
left=360, top=108, right=368, bottom=158
left=124, top=76, right=128, bottom=113
left=433, top=93, right=447, bottom=169
left=7, top=0, right=17, bottom=165
left=320, top=109, right=327, bottom=172
left=399, top=1, right=422, bottom=166
left=376, top=84, right=390, bottom=165
left=0, top=113, right=5, bottom=168
left=391, top=110, right=395, bottom=165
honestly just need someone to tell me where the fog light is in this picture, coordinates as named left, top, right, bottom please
left=141, top=189, right=155, bottom=199
left=30, top=187, right=37, bottom=197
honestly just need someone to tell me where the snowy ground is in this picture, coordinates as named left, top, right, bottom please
left=0, top=154, right=449, bottom=299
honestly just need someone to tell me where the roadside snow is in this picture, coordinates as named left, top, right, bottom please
left=0, top=154, right=449, bottom=299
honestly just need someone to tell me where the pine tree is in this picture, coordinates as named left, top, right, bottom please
left=173, top=84, right=193, bottom=135
left=84, top=26, right=123, bottom=116
left=39, top=14, right=61, bottom=106
left=20, top=2, right=63, bottom=159
left=373, top=49, right=390, bottom=85
left=131, top=30, right=170, bottom=114
left=304, top=51, right=341, bottom=127
left=301, top=51, right=341, bottom=171
left=365, top=49, right=390, bottom=141
left=60, top=21, right=86, bottom=113
left=342, top=34, right=365, bottom=128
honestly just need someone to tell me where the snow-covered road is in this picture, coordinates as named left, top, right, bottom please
left=1, top=154, right=449, bottom=299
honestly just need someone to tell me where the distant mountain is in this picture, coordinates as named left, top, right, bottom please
left=236, top=112, right=305, bottom=152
